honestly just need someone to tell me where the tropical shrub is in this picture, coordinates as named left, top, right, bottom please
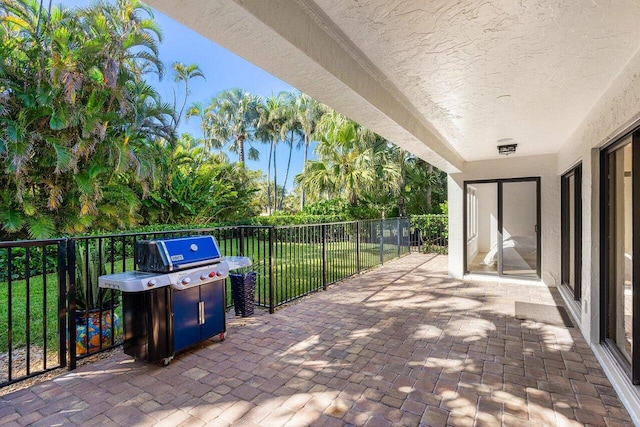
left=0, top=0, right=172, bottom=240
left=410, top=214, right=448, bottom=254
left=75, top=243, right=116, bottom=311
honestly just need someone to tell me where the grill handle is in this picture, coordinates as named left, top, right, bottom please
left=198, top=301, right=205, bottom=325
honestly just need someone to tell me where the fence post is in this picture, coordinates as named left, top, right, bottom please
left=406, top=218, right=411, bottom=254
left=239, top=226, right=245, bottom=256
left=66, top=239, right=77, bottom=371
left=322, top=224, right=327, bottom=290
left=397, top=218, right=401, bottom=257
left=57, top=241, right=68, bottom=369
left=356, top=221, right=361, bottom=273
left=268, top=227, right=275, bottom=314
left=379, top=220, right=384, bottom=265
left=7, top=249, right=12, bottom=382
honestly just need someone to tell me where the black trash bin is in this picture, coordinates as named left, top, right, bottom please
left=230, top=272, right=256, bottom=317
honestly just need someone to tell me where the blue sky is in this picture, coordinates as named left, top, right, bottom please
left=59, top=0, right=314, bottom=190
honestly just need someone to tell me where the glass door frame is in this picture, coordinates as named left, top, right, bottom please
left=463, top=176, right=541, bottom=280
left=600, top=130, right=640, bottom=383
left=561, top=164, right=582, bottom=301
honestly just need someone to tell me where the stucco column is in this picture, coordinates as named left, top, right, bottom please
left=448, top=174, right=464, bottom=279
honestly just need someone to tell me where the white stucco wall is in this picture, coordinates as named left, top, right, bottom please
left=448, top=153, right=560, bottom=286
left=556, top=46, right=640, bottom=340
left=553, top=47, right=640, bottom=425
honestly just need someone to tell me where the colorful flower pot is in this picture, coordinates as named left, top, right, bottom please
left=74, top=309, right=123, bottom=355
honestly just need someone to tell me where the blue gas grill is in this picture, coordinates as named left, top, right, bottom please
left=99, top=235, right=250, bottom=365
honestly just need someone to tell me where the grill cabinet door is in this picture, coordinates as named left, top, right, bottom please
left=172, top=286, right=201, bottom=352
left=200, top=280, right=225, bottom=339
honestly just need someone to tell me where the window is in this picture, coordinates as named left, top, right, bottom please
left=467, top=186, right=477, bottom=242
left=602, top=131, right=639, bottom=383
left=561, top=165, right=582, bottom=301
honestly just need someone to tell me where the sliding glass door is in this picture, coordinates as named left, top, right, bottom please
left=602, top=134, right=638, bottom=382
left=501, top=181, right=539, bottom=277
left=464, top=178, right=540, bottom=279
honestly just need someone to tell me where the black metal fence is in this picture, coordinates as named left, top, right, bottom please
left=0, top=239, right=67, bottom=386
left=0, top=217, right=441, bottom=387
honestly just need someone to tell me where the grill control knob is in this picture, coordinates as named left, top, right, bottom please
left=208, top=271, right=216, bottom=278
left=200, top=274, right=208, bottom=281
left=147, top=279, right=157, bottom=287
left=181, top=277, right=191, bottom=285
left=216, top=271, right=223, bottom=277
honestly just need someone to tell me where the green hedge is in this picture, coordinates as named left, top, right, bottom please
left=247, top=214, right=349, bottom=226
left=0, top=246, right=59, bottom=281
left=66, top=214, right=352, bottom=236
left=410, top=214, right=448, bottom=254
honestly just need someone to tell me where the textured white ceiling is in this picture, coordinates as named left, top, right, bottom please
left=300, top=0, right=640, bottom=161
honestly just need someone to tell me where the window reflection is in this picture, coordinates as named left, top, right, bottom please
left=607, top=141, right=632, bottom=362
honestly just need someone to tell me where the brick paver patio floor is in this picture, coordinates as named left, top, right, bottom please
left=0, top=254, right=634, bottom=426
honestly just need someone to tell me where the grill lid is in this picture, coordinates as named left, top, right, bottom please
left=136, top=235, right=222, bottom=273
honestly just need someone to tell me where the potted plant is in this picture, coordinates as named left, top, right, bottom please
left=74, top=244, right=122, bottom=355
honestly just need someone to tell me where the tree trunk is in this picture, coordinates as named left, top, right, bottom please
left=273, top=136, right=278, bottom=211
left=349, top=189, right=357, bottom=206
left=300, top=135, right=309, bottom=210
left=266, top=137, right=273, bottom=214
left=238, top=136, right=245, bottom=164
left=398, top=196, right=406, bottom=217
left=280, top=130, right=294, bottom=210
left=426, top=163, right=433, bottom=213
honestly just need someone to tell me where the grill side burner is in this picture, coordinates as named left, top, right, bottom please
left=98, top=235, right=251, bottom=364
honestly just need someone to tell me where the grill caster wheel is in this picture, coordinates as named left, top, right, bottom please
left=162, top=356, right=173, bottom=366
left=219, top=332, right=226, bottom=341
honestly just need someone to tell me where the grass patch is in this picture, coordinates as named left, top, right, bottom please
left=0, top=271, right=60, bottom=356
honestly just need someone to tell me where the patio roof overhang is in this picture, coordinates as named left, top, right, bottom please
left=146, top=0, right=640, bottom=173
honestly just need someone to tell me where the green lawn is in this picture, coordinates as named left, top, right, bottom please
left=1, top=237, right=408, bottom=353
left=0, top=270, right=60, bottom=357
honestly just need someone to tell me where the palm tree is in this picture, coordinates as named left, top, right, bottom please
left=295, top=160, right=336, bottom=202
left=369, top=143, right=408, bottom=216
left=171, top=62, right=204, bottom=135
left=279, top=92, right=302, bottom=210
left=256, top=93, right=288, bottom=213
left=186, top=101, right=217, bottom=150
left=405, top=159, right=446, bottom=214
left=86, top=0, right=164, bottom=73
left=293, top=92, right=324, bottom=209
left=296, top=112, right=376, bottom=205
left=190, top=88, right=261, bottom=165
